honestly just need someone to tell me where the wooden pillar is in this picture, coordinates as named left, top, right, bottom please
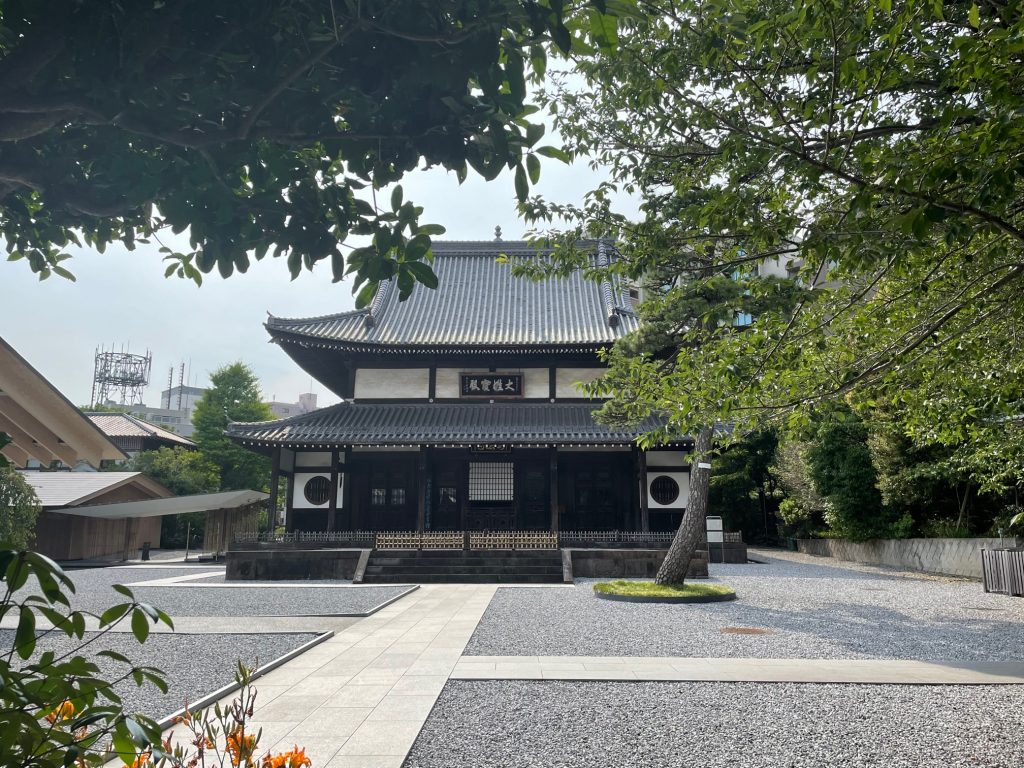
left=639, top=449, right=650, bottom=532
left=341, top=448, right=352, bottom=529
left=549, top=446, right=560, bottom=532
left=416, top=448, right=428, bottom=532
left=267, top=449, right=281, bottom=534
left=327, top=449, right=339, bottom=532
left=631, top=446, right=642, bottom=531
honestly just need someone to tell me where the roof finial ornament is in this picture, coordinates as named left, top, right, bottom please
left=494, top=225, right=502, bottom=241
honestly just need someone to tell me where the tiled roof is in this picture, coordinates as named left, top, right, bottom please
left=84, top=412, right=195, bottom=447
left=226, top=402, right=674, bottom=448
left=266, top=241, right=638, bottom=350
left=17, top=471, right=172, bottom=507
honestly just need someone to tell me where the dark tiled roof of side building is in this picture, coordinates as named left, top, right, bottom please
left=226, top=402, right=677, bottom=448
left=265, top=240, right=638, bottom=350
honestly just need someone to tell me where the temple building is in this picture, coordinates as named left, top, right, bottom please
left=227, top=240, right=694, bottom=538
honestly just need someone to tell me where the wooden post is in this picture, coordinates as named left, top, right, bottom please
left=549, top=447, right=559, bottom=532
left=639, top=449, right=650, bottom=532
left=327, top=449, right=339, bottom=532
left=416, top=449, right=428, bottom=532
left=341, top=448, right=352, bottom=530
left=267, top=449, right=281, bottom=534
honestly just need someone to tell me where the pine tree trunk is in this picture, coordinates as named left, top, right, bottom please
left=654, top=427, right=713, bottom=585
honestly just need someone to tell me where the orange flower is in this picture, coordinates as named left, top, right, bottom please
left=226, top=727, right=259, bottom=767
left=45, top=700, right=76, bottom=724
left=125, top=749, right=150, bottom=768
left=262, top=746, right=311, bottom=768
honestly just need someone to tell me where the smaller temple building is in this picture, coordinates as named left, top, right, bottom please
left=228, top=241, right=694, bottom=540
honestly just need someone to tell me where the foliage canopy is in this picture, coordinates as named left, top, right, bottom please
left=0, top=0, right=622, bottom=304
left=192, top=363, right=275, bottom=491
left=526, top=0, right=1024, bottom=497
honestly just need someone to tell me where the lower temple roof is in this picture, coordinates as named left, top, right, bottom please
left=226, top=402, right=672, bottom=449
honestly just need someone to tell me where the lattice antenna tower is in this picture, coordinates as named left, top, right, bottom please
left=90, top=345, right=152, bottom=407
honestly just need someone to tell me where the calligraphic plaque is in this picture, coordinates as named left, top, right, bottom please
left=460, top=373, right=524, bottom=398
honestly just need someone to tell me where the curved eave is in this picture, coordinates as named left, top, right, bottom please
left=267, top=328, right=620, bottom=356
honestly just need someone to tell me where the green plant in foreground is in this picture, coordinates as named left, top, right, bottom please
left=592, top=580, right=736, bottom=599
left=0, top=547, right=173, bottom=768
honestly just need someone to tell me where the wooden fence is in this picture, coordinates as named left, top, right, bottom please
left=981, top=548, right=1024, bottom=597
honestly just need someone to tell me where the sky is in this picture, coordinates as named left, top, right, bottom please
left=1, top=154, right=637, bottom=410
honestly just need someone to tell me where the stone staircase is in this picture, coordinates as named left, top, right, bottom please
left=360, top=549, right=565, bottom=583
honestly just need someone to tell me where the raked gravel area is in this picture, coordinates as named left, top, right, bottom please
left=466, top=554, right=1024, bottom=660
left=18, top=565, right=409, bottom=617
left=77, top=584, right=410, bottom=617
left=404, top=680, right=1024, bottom=768
left=1, top=629, right=319, bottom=722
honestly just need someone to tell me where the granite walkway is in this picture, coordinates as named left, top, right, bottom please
left=164, top=584, right=497, bottom=768
left=451, top=655, right=1024, bottom=684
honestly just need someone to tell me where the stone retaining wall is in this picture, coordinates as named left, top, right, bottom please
left=226, top=548, right=363, bottom=580
left=568, top=549, right=709, bottom=579
left=796, top=537, right=1021, bottom=579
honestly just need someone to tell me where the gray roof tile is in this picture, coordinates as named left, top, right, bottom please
left=226, top=402, right=669, bottom=447
left=266, top=241, right=638, bottom=349
left=84, top=412, right=195, bottom=447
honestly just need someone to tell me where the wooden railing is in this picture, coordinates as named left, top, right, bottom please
left=982, top=548, right=1024, bottom=597
left=375, top=531, right=463, bottom=550
left=235, top=529, right=742, bottom=551
left=468, top=531, right=559, bottom=550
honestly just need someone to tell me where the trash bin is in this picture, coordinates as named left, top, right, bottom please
left=140, top=542, right=151, bottom=561
left=787, top=538, right=798, bottom=552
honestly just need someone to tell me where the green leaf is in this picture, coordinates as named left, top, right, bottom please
left=391, top=185, right=403, bottom=211
left=535, top=145, right=571, bottom=163
left=15, top=606, right=36, bottom=659
left=405, top=260, right=439, bottom=289
left=131, top=608, right=150, bottom=643
left=354, top=281, right=378, bottom=309
left=112, top=584, right=133, bottom=598
left=99, top=603, right=131, bottom=626
left=968, top=3, right=980, bottom=28
left=416, top=223, right=447, bottom=236
left=514, top=163, right=529, bottom=202
left=526, top=154, right=541, bottom=185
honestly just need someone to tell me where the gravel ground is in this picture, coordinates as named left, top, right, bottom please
left=1, top=629, right=319, bottom=722
left=16, top=565, right=408, bottom=616
left=404, top=680, right=1024, bottom=768
left=466, top=554, right=1024, bottom=660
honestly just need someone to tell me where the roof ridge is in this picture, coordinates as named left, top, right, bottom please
left=266, top=307, right=369, bottom=327
left=227, top=400, right=352, bottom=429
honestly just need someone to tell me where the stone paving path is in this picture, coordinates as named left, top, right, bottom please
left=166, top=584, right=497, bottom=768
left=451, top=655, right=1024, bottom=683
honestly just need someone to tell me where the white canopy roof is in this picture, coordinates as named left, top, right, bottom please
left=50, top=489, right=269, bottom=519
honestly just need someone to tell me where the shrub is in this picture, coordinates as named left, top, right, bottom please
left=0, top=548, right=309, bottom=768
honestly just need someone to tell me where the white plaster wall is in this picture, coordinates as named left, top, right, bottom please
left=555, top=367, right=605, bottom=399
left=523, top=368, right=549, bottom=399
left=294, top=451, right=332, bottom=468
left=354, top=368, right=429, bottom=399
left=292, top=472, right=343, bottom=509
left=646, top=470, right=690, bottom=509
left=646, top=450, right=690, bottom=468
left=434, top=368, right=461, bottom=398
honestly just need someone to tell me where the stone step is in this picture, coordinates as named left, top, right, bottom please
left=368, top=561, right=561, bottom=573
left=361, top=572, right=564, bottom=584
left=364, top=565, right=563, bottom=576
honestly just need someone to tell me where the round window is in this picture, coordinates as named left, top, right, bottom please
left=650, top=475, right=680, bottom=506
left=303, top=476, right=331, bottom=505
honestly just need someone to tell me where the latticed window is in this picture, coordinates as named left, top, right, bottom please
left=469, top=462, right=514, bottom=501
left=371, top=487, right=387, bottom=506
